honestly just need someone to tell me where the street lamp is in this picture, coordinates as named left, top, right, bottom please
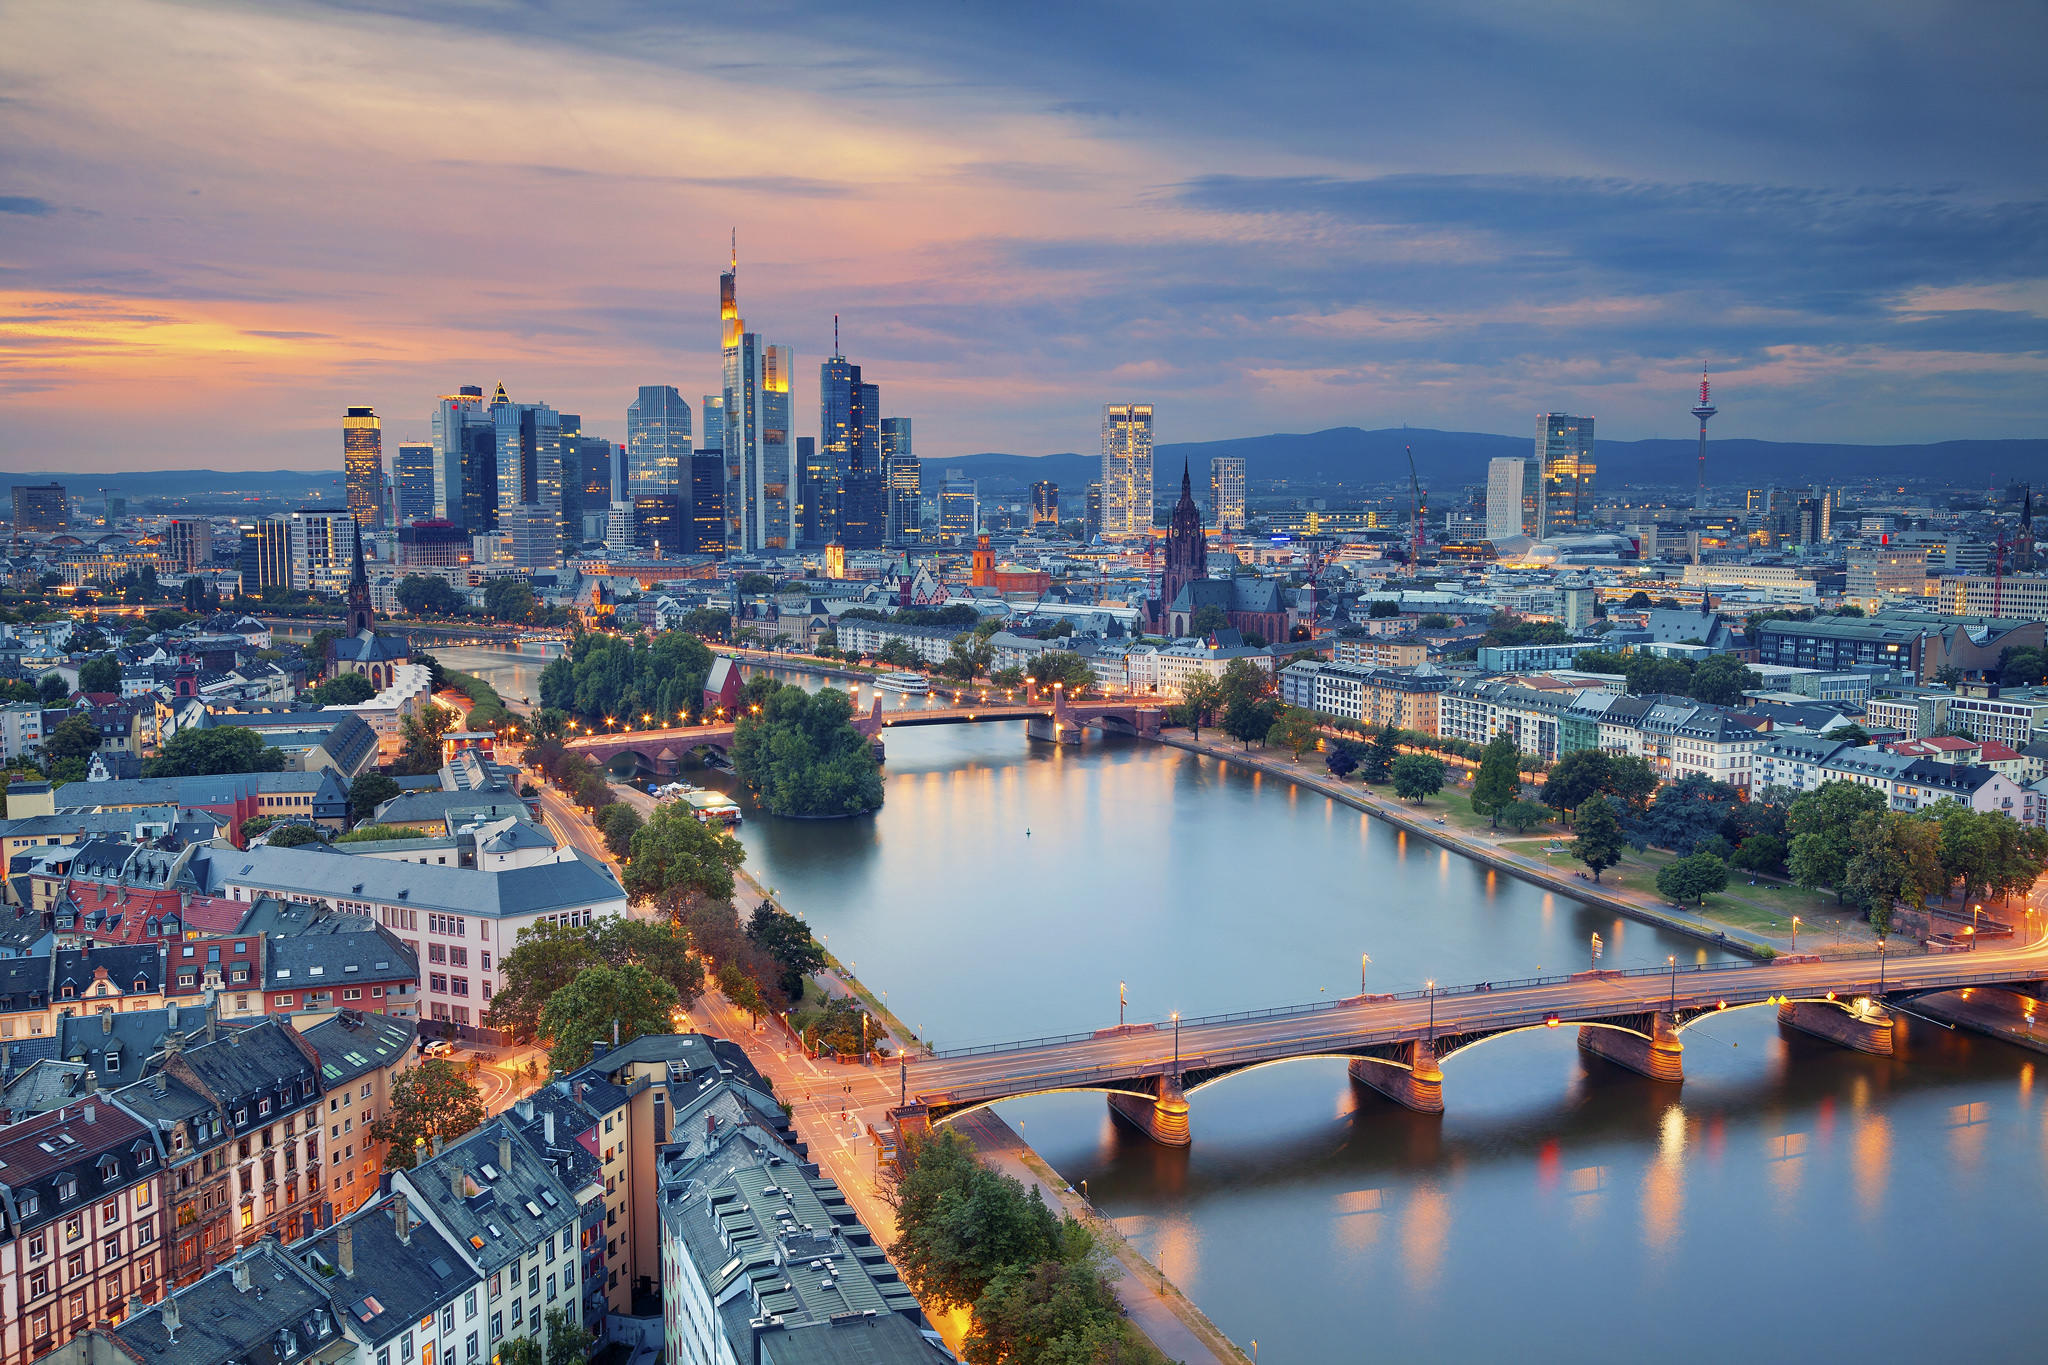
left=1877, top=937, right=1888, bottom=994
left=1791, top=916, right=1800, bottom=951
left=1170, top=1011, right=1181, bottom=1079
left=1667, top=955, right=1677, bottom=1014
left=1361, top=953, right=1371, bottom=995
left=1425, top=980, right=1435, bottom=1041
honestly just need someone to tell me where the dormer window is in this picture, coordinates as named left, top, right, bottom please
left=259, top=1099, right=271, bottom=1116
left=235, top=1109, right=248, bottom=1125
left=56, top=1176, right=78, bottom=1202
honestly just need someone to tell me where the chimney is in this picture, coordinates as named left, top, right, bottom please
left=126, top=1291, right=144, bottom=1321
left=84, top=1103, right=97, bottom=1124
left=167, top=1002, right=179, bottom=1030
left=393, top=1189, right=411, bottom=1244
left=543, top=1111, right=554, bottom=1146
left=85, top=1070, right=99, bottom=1094
left=162, top=1291, right=182, bottom=1342
left=612, top=1018, right=620, bottom=1048
left=498, top=1132, right=512, bottom=1174
left=431, top=1133, right=443, bottom=1157
left=337, top=1224, right=354, bottom=1276
left=102, top=1010, right=114, bottom=1034
left=452, top=1163, right=466, bottom=1199
left=231, top=1258, right=252, bottom=1293
left=590, top=1040, right=608, bottom=1062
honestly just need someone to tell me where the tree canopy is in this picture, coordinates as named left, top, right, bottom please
left=487, top=914, right=706, bottom=1041
left=366, top=1059, right=486, bottom=1171
left=746, top=901, right=826, bottom=1000
left=539, top=629, right=716, bottom=729
left=1391, top=752, right=1446, bottom=803
left=347, top=772, right=401, bottom=823
left=1571, top=794, right=1625, bottom=881
left=1470, top=733, right=1520, bottom=827
left=143, top=725, right=287, bottom=778
left=623, top=802, right=747, bottom=916
left=309, top=670, right=377, bottom=705
left=730, top=683, right=885, bottom=817
left=537, top=962, right=679, bottom=1071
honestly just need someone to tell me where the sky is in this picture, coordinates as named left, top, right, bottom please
left=2, top=0, right=2045, bottom=472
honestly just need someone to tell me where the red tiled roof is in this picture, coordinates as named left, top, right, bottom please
left=0, top=1101, right=147, bottom=1181
left=1979, top=741, right=2023, bottom=761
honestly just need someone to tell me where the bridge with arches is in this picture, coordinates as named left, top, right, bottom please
left=560, top=686, right=1168, bottom=773
left=889, top=943, right=2048, bottom=1146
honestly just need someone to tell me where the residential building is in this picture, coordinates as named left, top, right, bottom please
left=1334, top=634, right=1430, bottom=669
left=1279, top=661, right=1446, bottom=731
left=1486, top=456, right=1542, bottom=541
left=10, top=484, right=68, bottom=533
left=1210, top=456, right=1245, bottom=533
left=1123, top=639, right=1274, bottom=697
left=720, top=252, right=795, bottom=554
left=1845, top=545, right=1930, bottom=609
left=1537, top=414, right=1595, bottom=534
left=292, top=1190, right=478, bottom=1365
left=1100, top=403, right=1155, bottom=540
left=832, top=620, right=960, bottom=667
left=161, top=520, right=214, bottom=574
left=882, top=418, right=919, bottom=545
left=0, top=945, right=166, bottom=1042
left=1476, top=642, right=1584, bottom=673
left=53, top=1239, right=346, bottom=1365
left=342, top=408, right=384, bottom=531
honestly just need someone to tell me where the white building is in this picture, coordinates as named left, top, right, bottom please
left=1100, top=403, right=1154, bottom=540
left=1486, top=456, right=1542, bottom=541
left=288, top=508, right=358, bottom=594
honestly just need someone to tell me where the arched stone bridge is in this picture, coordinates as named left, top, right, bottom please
left=561, top=686, right=1167, bottom=772
left=889, top=946, right=2048, bottom=1146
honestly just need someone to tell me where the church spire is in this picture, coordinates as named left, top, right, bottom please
left=347, top=524, right=373, bottom=634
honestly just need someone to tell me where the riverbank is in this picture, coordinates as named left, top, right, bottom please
left=1155, top=730, right=1783, bottom=960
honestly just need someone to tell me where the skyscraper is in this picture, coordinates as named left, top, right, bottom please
left=882, top=417, right=919, bottom=545
left=238, top=516, right=291, bottom=596
left=10, top=483, right=67, bottom=532
left=343, top=406, right=384, bottom=529
left=940, top=473, right=977, bottom=540
left=797, top=435, right=828, bottom=544
left=1085, top=482, right=1103, bottom=541
left=701, top=395, right=725, bottom=453
left=164, top=518, right=213, bottom=572
left=430, top=386, right=496, bottom=531
left=1031, top=480, right=1060, bottom=527
left=1209, top=456, right=1245, bottom=533
left=1101, top=404, right=1154, bottom=539
left=287, top=508, right=356, bottom=594
left=720, top=243, right=794, bottom=553
left=820, top=346, right=883, bottom=549
left=494, top=388, right=564, bottom=563
left=1537, top=414, right=1596, bottom=535
left=1485, top=457, right=1543, bottom=541
left=579, top=437, right=614, bottom=541
left=626, top=385, right=691, bottom=550
left=691, top=449, right=726, bottom=556
left=394, top=443, right=436, bottom=525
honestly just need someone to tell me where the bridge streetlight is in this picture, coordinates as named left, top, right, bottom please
left=1877, top=937, right=1888, bottom=994
left=1170, top=1011, right=1181, bottom=1080
left=1425, top=981, right=1435, bottom=1041
left=1791, top=916, right=1800, bottom=951
left=1668, top=955, right=1677, bottom=1014
left=1361, top=953, right=1371, bottom=995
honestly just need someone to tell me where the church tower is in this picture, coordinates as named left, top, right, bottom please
left=347, top=524, right=374, bottom=635
left=1158, top=460, right=1207, bottom=624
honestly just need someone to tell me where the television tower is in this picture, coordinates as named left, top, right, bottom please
left=1690, top=366, right=1717, bottom=508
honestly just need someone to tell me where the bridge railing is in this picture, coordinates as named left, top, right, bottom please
left=924, top=956, right=2036, bottom=1061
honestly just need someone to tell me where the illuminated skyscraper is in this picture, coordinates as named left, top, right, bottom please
left=343, top=407, right=384, bottom=529
left=720, top=241, right=794, bottom=553
left=494, top=388, right=564, bottom=561
left=1101, top=404, right=1154, bottom=539
left=238, top=516, right=291, bottom=596
left=691, top=449, right=726, bottom=555
left=820, top=343, right=883, bottom=549
left=1537, top=414, right=1596, bottom=535
left=430, top=386, right=496, bottom=531
left=882, top=418, right=919, bottom=546
left=701, top=395, right=725, bottom=452
left=164, top=518, right=213, bottom=572
left=1209, top=456, right=1244, bottom=533
left=1486, top=457, right=1543, bottom=541
left=628, top=385, right=691, bottom=551
left=393, top=443, right=435, bottom=525
left=1031, top=480, right=1060, bottom=527
left=288, top=507, right=356, bottom=594
left=940, top=473, right=977, bottom=540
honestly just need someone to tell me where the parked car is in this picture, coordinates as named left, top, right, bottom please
left=422, top=1039, right=458, bottom=1058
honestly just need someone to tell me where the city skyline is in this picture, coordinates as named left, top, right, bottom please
left=4, top=1, right=2046, bottom=473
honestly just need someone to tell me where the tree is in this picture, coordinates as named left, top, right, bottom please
left=1732, top=833, right=1788, bottom=876
left=1636, top=773, right=1740, bottom=855
left=1499, top=799, right=1550, bottom=833
left=890, top=1129, right=1063, bottom=1311
left=1215, top=658, right=1273, bottom=710
left=1600, top=754, right=1659, bottom=815
left=941, top=634, right=994, bottom=681
left=395, top=574, right=465, bottom=615
left=1689, top=653, right=1761, bottom=706
left=1996, top=645, right=2048, bottom=686
left=77, top=654, right=120, bottom=694
left=1542, top=748, right=1609, bottom=822
left=309, top=670, right=377, bottom=705
left=624, top=802, right=747, bottom=917
left=1191, top=602, right=1230, bottom=635
left=1656, top=851, right=1729, bottom=904
left=495, top=1339, right=542, bottom=1365
left=1179, top=677, right=1224, bottom=738
left=1363, top=722, right=1400, bottom=784
left=337, top=823, right=427, bottom=843
left=487, top=916, right=703, bottom=1040
left=347, top=772, right=400, bottom=823
left=397, top=705, right=456, bottom=775
left=738, top=572, right=775, bottom=595
left=1324, top=737, right=1363, bottom=779
left=1470, top=733, right=1520, bottom=827
left=1222, top=695, right=1277, bottom=749
left=965, top=1257, right=1127, bottom=1365
left=747, top=901, right=826, bottom=1000
left=1265, top=707, right=1322, bottom=760
left=143, top=726, right=286, bottom=778
left=1571, top=794, right=1625, bottom=881
left=729, top=683, right=885, bottom=817
left=1842, top=812, right=1942, bottom=934
left=264, top=824, right=327, bottom=847
left=597, top=802, right=643, bottom=860
left=1825, top=723, right=1872, bottom=746
left=38, top=674, right=69, bottom=706
left=482, top=576, right=537, bottom=623
left=367, top=1059, right=486, bottom=1171
left=39, top=714, right=102, bottom=767
left=1026, top=651, right=1095, bottom=696
left=538, top=963, right=679, bottom=1071
left=1787, top=781, right=1889, bottom=901
left=541, top=1309, right=594, bottom=1365
left=1390, top=753, right=1446, bottom=803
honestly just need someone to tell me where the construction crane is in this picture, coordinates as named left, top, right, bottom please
left=1404, top=444, right=1427, bottom=564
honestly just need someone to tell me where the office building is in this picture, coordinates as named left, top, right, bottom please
left=1032, top=479, right=1061, bottom=527
left=1101, top=402, right=1155, bottom=539
left=500, top=501, right=559, bottom=570
left=393, top=441, right=436, bottom=524
left=10, top=482, right=66, bottom=532
left=1086, top=481, right=1103, bottom=540
left=796, top=434, right=827, bottom=543
left=1209, top=455, right=1245, bottom=533
left=719, top=246, right=794, bottom=553
left=940, top=472, right=977, bottom=539
left=343, top=405, right=385, bottom=529
left=700, top=394, right=724, bottom=452
left=626, top=386, right=689, bottom=547
left=237, top=515, right=291, bottom=596
left=287, top=507, right=357, bottom=594
left=431, top=386, right=490, bottom=527
left=163, top=518, right=214, bottom=572
left=632, top=494, right=682, bottom=557
left=1486, top=456, right=1544, bottom=541
left=820, top=351, right=884, bottom=549
left=882, top=416, right=919, bottom=545
left=690, top=449, right=726, bottom=555
left=580, top=438, right=616, bottom=540
left=605, top=500, right=636, bottom=553
left=493, top=388, right=565, bottom=555
left=1537, top=414, right=1596, bottom=534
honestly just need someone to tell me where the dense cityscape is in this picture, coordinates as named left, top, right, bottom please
left=4, top=4, right=2046, bottom=1365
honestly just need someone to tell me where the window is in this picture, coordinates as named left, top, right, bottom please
left=101, top=1198, right=119, bottom=1222
left=344, top=988, right=361, bottom=1001
left=429, top=944, right=446, bottom=965
left=449, top=948, right=466, bottom=968
left=29, top=1269, right=49, bottom=1297
left=451, top=977, right=468, bottom=997
left=481, top=952, right=491, bottom=970
left=29, top=1231, right=46, bottom=1259
left=466, top=1332, right=478, bottom=1361
left=274, top=995, right=292, bottom=1008
left=490, top=1312, right=502, bottom=1341
left=102, top=1234, right=120, bottom=1259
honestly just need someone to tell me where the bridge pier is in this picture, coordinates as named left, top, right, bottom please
left=1578, top=1013, right=1684, bottom=1083
left=1026, top=716, right=1081, bottom=745
left=1778, top=998, right=1895, bottom=1056
left=1107, top=1075, right=1191, bottom=1146
left=1349, top=1039, right=1444, bottom=1114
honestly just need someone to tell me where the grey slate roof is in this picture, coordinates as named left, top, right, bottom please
left=294, top=1194, right=479, bottom=1349
left=112, top=1239, right=345, bottom=1365
left=297, top=1009, right=417, bottom=1091
left=197, top=843, right=626, bottom=921
left=399, top=1116, right=579, bottom=1276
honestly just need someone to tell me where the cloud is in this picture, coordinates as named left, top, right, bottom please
left=0, top=195, right=55, bottom=215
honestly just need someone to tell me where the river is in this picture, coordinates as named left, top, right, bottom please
left=450, top=650, right=2048, bottom=1360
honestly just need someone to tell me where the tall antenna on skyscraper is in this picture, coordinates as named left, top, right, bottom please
left=834, top=314, right=840, bottom=358
left=1691, top=365, right=1717, bottom=507
left=730, top=228, right=737, bottom=272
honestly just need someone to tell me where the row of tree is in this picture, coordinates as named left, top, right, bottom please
left=537, top=629, right=717, bottom=729
left=891, top=1129, right=1167, bottom=1365
left=1570, top=649, right=1762, bottom=705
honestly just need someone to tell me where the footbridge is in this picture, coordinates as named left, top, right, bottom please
left=561, top=687, right=1167, bottom=772
left=890, top=944, right=2048, bottom=1146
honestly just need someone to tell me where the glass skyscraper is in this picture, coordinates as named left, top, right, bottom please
left=720, top=249, right=794, bottom=553
left=1209, top=456, right=1244, bottom=533
left=494, top=388, right=564, bottom=565
left=343, top=406, right=384, bottom=529
left=431, top=386, right=497, bottom=532
left=882, top=417, right=919, bottom=545
left=819, top=354, right=882, bottom=548
left=1101, top=403, right=1155, bottom=539
left=394, top=442, right=436, bottom=525
left=1537, top=414, right=1596, bottom=534
left=1486, top=456, right=1543, bottom=541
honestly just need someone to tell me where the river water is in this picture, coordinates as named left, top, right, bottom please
left=445, top=650, right=2048, bottom=1361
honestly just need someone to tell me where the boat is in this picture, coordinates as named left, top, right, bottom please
left=874, top=671, right=931, bottom=694
left=652, top=782, right=743, bottom=826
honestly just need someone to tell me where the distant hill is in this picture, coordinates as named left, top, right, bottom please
left=922, top=428, right=2048, bottom=491
left=5, top=468, right=344, bottom=504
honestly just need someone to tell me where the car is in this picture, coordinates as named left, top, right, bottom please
left=422, top=1040, right=458, bottom=1058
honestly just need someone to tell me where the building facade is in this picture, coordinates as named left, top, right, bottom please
left=1537, top=414, right=1596, bottom=534
left=1486, top=456, right=1542, bottom=541
left=342, top=408, right=384, bottom=531
left=1209, top=456, right=1245, bottom=533
left=720, top=253, right=794, bottom=554
left=1100, top=403, right=1155, bottom=540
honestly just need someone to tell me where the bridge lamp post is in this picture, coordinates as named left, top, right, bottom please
left=1425, top=981, right=1435, bottom=1041
left=1877, top=937, right=1888, bottom=994
left=1791, top=917, right=1799, bottom=951
left=1668, top=955, right=1677, bottom=1014
left=1170, top=1011, right=1181, bottom=1080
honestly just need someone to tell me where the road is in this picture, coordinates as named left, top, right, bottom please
left=533, top=775, right=622, bottom=870
left=908, top=930, right=2048, bottom=1110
